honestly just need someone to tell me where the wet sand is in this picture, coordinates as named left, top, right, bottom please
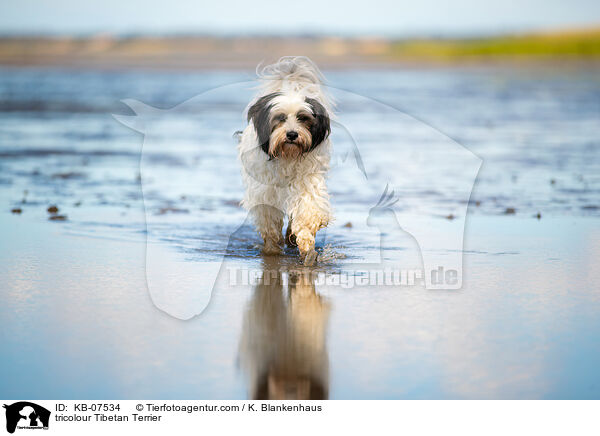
left=1, top=212, right=599, bottom=399
left=1, top=66, right=599, bottom=399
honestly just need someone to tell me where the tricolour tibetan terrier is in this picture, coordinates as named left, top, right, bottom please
left=238, top=57, right=333, bottom=265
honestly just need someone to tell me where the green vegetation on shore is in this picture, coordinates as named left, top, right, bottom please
left=389, top=28, right=600, bottom=60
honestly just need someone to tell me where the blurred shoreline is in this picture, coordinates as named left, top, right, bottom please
left=0, top=27, right=599, bottom=70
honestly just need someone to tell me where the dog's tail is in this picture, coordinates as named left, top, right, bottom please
left=257, top=56, right=333, bottom=110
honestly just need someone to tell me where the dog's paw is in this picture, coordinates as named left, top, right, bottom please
left=303, top=249, right=318, bottom=266
left=262, top=239, right=283, bottom=255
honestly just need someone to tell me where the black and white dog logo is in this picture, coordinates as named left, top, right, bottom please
left=3, top=402, right=50, bottom=434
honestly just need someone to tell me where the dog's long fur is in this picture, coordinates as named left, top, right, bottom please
left=238, top=57, right=333, bottom=264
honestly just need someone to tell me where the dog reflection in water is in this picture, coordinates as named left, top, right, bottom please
left=238, top=260, right=331, bottom=400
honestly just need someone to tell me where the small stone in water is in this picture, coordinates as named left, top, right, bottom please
left=157, top=207, right=189, bottom=215
left=504, top=207, right=516, bottom=215
left=11, top=208, right=22, bottom=214
left=343, top=222, right=353, bottom=228
left=47, top=205, right=59, bottom=214
left=49, top=214, right=67, bottom=221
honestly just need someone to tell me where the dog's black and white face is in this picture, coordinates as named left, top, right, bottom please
left=248, top=92, right=330, bottom=159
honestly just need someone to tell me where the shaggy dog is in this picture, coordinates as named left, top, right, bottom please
left=238, top=56, right=333, bottom=265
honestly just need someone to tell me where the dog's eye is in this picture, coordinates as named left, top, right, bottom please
left=274, top=114, right=286, bottom=122
left=297, top=114, right=311, bottom=122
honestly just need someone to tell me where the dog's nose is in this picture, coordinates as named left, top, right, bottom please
left=286, top=131, right=299, bottom=141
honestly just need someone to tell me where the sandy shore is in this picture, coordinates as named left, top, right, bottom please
left=0, top=30, right=599, bottom=70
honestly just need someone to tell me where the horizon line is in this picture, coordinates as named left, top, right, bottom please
left=1, top=23, right=599, bottom=40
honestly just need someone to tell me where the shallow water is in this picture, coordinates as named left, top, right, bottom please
left=1, top=66, right=599, bottom=399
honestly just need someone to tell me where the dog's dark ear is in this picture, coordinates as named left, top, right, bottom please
left=305, top=97, right=331, bottom=151
left=248, top=92, right=280, bottom=155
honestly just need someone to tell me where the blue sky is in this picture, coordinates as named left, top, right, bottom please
left=1, top=0, right=599, bottom=36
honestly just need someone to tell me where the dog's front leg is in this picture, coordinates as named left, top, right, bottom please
left=254, top=204, right=284, bottom=255
left=289, top=191, right=330, bottom=266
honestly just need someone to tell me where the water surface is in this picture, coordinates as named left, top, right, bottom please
left=1, top=66, right=599, bottom=399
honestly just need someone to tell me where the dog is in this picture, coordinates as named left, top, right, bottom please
left=238, top=56, right=333, bottom=265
